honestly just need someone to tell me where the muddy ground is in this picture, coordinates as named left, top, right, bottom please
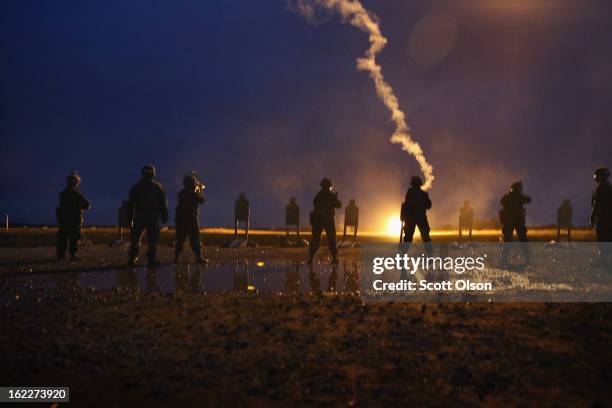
left=1, top=230, right=610, bottom=406
left=1, top=291, right=611, bottom=406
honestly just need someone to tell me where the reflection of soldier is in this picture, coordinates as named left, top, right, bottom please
left=458, top=201, right=474, bottom=242
left=285, top=198, right=300, bottom=236
left=400, top=177, right=432, bottom=255
left=343, top=199, right=359, bottom=241
left=591, top=167, right=612, bottom=242
left=56, top=171, right=90, bottom=261
left=174, top=265, right=189, bottom=293
left=557, top=199, right=573, bottom=242
left=234, top=193, right=250, bottom=240
left=307, top=264, right=321, bottom=293
left=308, top=178, right=342, bottom=265
left=343, top=259, right=359, bottom=292
left=233, top=262, right=249, bottom=292
left=500, top=181, right=531, bottom=264
left=175, top=173, right=206, bottom=264
left=328, top=263, right=339, bottom=292
left=127, top=165, right=169, bottom=267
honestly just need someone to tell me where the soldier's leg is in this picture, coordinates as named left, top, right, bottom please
left=418, top=218, right=433, bottom=255
left=325, top=221, right=338, bottom=259
left=309, top=223, right=323, bottom=261
left=56, top=225, right=68, bottom=259
left=500, top=223, right=514, bottom=263
left=567, top=224, right=572, bottom=242
left=403, top=221, right=417, bottom=243
left=129, top=219, right=145, bottom=262
left=188, top=224, right=202, bottom=258
left=458, top=226, right=463, bottom=242
left=146, top=219, right=161, bottom=263
left=69, top=223, right=83, bottom=258
left=469, top=225, right=473, bottom=242
left=174, top=224, right=187, bottom=260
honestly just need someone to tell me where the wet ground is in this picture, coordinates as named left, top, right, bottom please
left=1, top=245, right=611, bottom=406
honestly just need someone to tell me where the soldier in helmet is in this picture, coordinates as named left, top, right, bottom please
left=591, top=167, right=612, bottom=242
left=499, top=181, right=531, bottom=264
left=127, top=165, right=169, bottom=267
left=56, top=171, right=90, bottom=261
left=308, top=178, right=342, bottom=264
left=400, top=176, right=433, bottom=254
left=175, top=172, right=206, bottom=264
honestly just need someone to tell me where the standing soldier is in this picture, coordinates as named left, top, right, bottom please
left=557, top=199, right=573, bottom=242
left=56, top=171, right=90, bottom=261
left=499, top=181, right=531, bottom=264
left=127, top=165, right=168, bottom=267
left=308, top=178, right=342, bottom=265
left=591, top=167, right=612, bottom=242
left=400, top=176, right=433, bottom=255
left=175, top=172, right=206, bottom=264
left=458, top=200, right=474, bottom=242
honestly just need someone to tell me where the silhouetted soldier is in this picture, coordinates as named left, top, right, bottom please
left=56, top=171, right=90, bottom=261
left=458, top=200, right=474, bottom=242
left=234, top=193, right=250, bottom=240
left=308, top=178, right=342, bottom=265
left=127, top=165, right=169, bottom=267
left=499, top=181, right=531, bottom=264
left=285, top=197, right=300, bottom=236
left=591, top=167, right=612, bottom=242
left=174, top=173, right=206, bottom=264
left=400, top=176, right=432, bottom=255
left=557, top=199, right=573, bottom=242
left=343, top=199, right=359, bottom=241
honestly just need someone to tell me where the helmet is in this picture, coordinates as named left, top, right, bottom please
left=289, top=197, right=297, bottom=204
left=142, top=165, right=156, bottom=178
left=183, top=174, right=196, bottom=188
left=66, top=170, right=81, bottom=187
left=510, top=181, right=523, bottom=194
left=410, top=176, right=423, bottom=188
left=349, top=199, right=356, bottom=206
left=320, top=178, right=332, bottom=189
left=594, top=167, right=610, bottom=182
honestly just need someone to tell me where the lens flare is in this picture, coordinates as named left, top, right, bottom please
left=386, top=216, right=402, bottom=237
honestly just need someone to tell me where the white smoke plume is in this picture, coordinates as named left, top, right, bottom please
left=291, top=0, right=435, bottom=190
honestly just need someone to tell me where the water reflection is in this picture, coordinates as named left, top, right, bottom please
left=1, top=257, right=363, bottom=304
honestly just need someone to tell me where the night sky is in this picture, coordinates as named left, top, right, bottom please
left=1, top=0, right=611, bottom=229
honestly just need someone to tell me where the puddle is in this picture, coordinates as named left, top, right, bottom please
left=0, top=259, right=363, bottom=304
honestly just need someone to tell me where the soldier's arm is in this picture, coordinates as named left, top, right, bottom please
left=195, top=190, right=205, bottom=204
left=425, top=193, right=432, bottom=210
left=522, top=195, right=532, bottom=204
left=334, top=193, right=342, bottom=209
left=78, top=192, right=91, bottom=210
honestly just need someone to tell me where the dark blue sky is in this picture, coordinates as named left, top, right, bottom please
left=1, top=0, right=611, bottom=229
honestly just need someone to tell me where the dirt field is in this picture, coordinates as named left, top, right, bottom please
left=1, top=292, right=611, bottom=406
left=0, top=228, right=609, bottom=406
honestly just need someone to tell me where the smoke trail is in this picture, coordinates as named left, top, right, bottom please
left=291, top=0, right=435, bottom=190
